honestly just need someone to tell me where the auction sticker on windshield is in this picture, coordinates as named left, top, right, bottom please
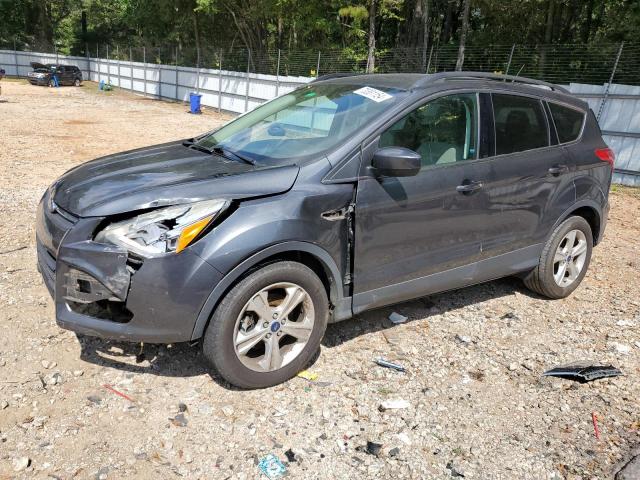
left=354, top=86, right=393, bottom=103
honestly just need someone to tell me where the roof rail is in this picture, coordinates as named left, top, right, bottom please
left=310, top=72, right=361, bottom=83
left=415, top=71, right=569, bottom=94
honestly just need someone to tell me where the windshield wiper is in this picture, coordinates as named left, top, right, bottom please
left=212, top=146, right=256, bottom=165
left=183, top=140, right=214, bottom=155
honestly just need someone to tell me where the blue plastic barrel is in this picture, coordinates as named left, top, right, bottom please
left=189, top=92, right=202, bottom=114
left=98, top=80, right=105, bottom=90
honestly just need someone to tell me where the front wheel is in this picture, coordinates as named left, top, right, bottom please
left=74, top=78, right=81, bottom=87
left=523, top=216, right=593, bottom=299
left=203, top=261, right=328, bottom=389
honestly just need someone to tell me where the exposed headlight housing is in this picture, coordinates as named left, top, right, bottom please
left=95, top=199, right=229, bottom=257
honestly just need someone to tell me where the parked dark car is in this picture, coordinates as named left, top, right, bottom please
left=27, top=62, right=82, bottom=87
left=36, top=72, right=613, bottom=388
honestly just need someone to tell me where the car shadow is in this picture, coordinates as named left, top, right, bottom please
left=75, top=276, right=542, bottom=388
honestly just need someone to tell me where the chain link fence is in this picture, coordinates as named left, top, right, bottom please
left=2, top=39, right=638, bottom=86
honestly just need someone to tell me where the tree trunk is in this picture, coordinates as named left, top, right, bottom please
left=421, top=0, right=430, bottom=72
left=366, top=0, right=377, bottom=73
left=581, top=0, right=595, bottom=43
left=539, top=0, right=555, bottom=75
left=277, top=14, right=283, bottom=50
left=455, top=0, right=470, bottom=71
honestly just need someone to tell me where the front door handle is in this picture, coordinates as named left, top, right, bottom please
left=456, top=180, right=483, bottom=194
left=548, top=164, right=568, bottom=175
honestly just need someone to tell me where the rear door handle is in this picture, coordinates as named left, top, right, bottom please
left=548, top=164, right=568, bottom=175
left=456, top=180, right=483, bottom=194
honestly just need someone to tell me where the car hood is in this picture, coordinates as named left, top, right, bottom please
left=53, top=141, right=300, bottom=217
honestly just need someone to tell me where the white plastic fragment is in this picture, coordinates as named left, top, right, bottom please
left=388, top=312, right=408, bottom=324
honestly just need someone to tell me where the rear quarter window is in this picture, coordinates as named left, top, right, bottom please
left=492, top=93, right=548, bottom=155
left=549, top=103, right=585, bottom=143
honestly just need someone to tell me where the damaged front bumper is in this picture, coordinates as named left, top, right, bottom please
left=36, top=194, right=223, bottom=343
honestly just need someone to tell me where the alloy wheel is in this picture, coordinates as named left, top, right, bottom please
left=233, top=282, right=315, bottom=372
left=553, top=229, right=588, bottom=287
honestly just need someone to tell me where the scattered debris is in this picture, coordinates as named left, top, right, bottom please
left=284, top=449, right=297, bottom=462
left=102, top=384, right=135, bottom=402
left=87, top=395, right=102, bottom=404
left=542, top=363, right=622, bottom=383
left=221, top=405, right=234, bottom=417
left=388, top=312, right=408, bottom=324
left=379, top=399, right=410, bottom=411
left=592, top=412, right=600, bottom=440
left=454, top=334, right=472, bottom=345
left=170, top=413, right=188, bottom=427
left=374, top=358, right=406, bottom=373
left=13, top=457, right=30, bottom=472
left=258, top=453, right=287, bottom=479
left=178, top=402, right=188, bottom=412
left=0, top=246, right=27, bottom=255
left=1, top=400, right=8, bottom=409
left=297, top=370, right=319, bottom=381
left=365, top=441, right=383, bottom=456
left=446, top=460, right=465, bottom=477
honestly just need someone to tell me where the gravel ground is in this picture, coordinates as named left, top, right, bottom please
left=0, top=80, right=639, bottom=480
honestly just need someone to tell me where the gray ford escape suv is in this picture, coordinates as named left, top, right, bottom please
left=36, top=72, right=613, bottom=388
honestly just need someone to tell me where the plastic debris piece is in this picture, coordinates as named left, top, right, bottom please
left=592, top=412, right=600, bottom=440
left=379, top=399, right=410, bottom=411
left=542, top=363, right=622, bottom=383
left=170, top=413, right=188, bottom=427
left=284, top=449, right=296, bottom=462
left=102, top=384, right=135, bottom=402
left=297, top=370, right=319, bottom=381
left=388, top=312, right=408, bottom=324
left=374, top=358, right=406, bottom=372
left=258, top=454, right=287, bottom=479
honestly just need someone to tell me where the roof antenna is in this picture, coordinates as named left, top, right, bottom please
left=514, top=64, right=525, bottom=79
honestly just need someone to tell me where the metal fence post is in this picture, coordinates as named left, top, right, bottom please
left=96, top=44, right=100, bottom=83
left=504, top=44, right=515, bottom=77
left=316, top=51, right=321, bottom=77
left=13, top=38, right=19, bottom=77
left=157, top=47, right=162, bottom=99
left=106, top=44, right=110, bottom=85
left=597, top=42, right=624, bottom=122
left=143, top=46, right=147, bottom=96
left=275, top=49, right=281, bottom=97
left=426, top=45, right=434, bottom=73
left=55, top=44, right=59, bottom=65
left=175, top=47, right=179, bottom=101
left=196, top=47, right=200, bottom=94
left=218, top=48, right=223, bottom=113
left=245, top=49, right=251, bottom=112
left=116, top=46, right=120, bottom=88
left=129, top=46, right=133, bottom=92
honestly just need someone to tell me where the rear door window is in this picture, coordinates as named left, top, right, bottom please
left=492, top=94, right=548, bottom=155
left=549, top=103, right=585, bottom=143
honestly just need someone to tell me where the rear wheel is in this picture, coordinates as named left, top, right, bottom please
left=523, top=216, right=593, bottom=299
left=202, top=261, right=328, bottom=389
left=74, top=78, right=81, bottom=87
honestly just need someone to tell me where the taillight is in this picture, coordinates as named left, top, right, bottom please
left=595, top=148, right=615, bottom=169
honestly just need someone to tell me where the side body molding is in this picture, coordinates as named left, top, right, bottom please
left=191, top=241, right=351, bottom=340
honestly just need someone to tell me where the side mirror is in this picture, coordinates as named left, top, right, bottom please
left=371, top=147, right=421, bottom=177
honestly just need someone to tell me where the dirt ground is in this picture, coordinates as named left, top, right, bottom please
left=0, top=80, right=639, bottom=480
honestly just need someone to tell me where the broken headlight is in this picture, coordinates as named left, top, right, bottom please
left=95, top=199, right=229, bottom=257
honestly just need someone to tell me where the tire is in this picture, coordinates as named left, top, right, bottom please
left=203, top=261, right=329, bottom=389
left=523, top=216, right=593, bottom=299
left=48, top=79, right=55, bottom=87
left=74, top=78, right=81, bottom=87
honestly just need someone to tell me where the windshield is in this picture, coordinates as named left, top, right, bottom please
left=195, top=83, right=407, bottom=165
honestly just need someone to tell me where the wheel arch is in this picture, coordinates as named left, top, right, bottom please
left=553, top=200, right=603, bottom=245
left=191, top=241, right=349, bottom=341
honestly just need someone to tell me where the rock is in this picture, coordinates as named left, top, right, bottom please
left=73, top=369, right=84, bottom=377
left=41, top=360, right=51, bottom=369
left=609, top=342, right=631, bottom=355
left=87, top=395, right=102, bottom=404
left=178, top=402, right=188, bottom=412
left=284, top=448, right=297, bottom=462
left=46, top=372, right=62, bottom=385
left=221, top=405, right=234, bottom=417
left=171, top=413, right=188, bottom=427
left=366, top=441, right=383, bottom=456
left=13, top=457, right=30, bottom=472
left=446, top=460, right=465, bottom=478
left=395, top=432, right=412, bottom=445
left=388, top=312, right=408, bottom=324
left=95, top=466, right=109, bottom=480
left=379, top=399, right=410, bottom=411
left=454, top=334, right=472, bottom=345
left=1, top=400, right=8, bottom=409
left=616, top=454, right=640, bottom=480
left=508, top=363, right=518, bottom=371
left=389, top=447, right=400, bottom=457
